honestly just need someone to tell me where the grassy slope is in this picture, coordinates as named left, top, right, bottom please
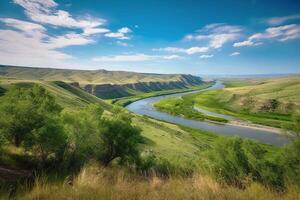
left=193, top=75, right=300, bottom=128
left=0, top=78, right=225, bottom=167
left=0, top=66, right=205, bottom=99
left=14, top=163, right=299, bottom=200
left=153, top=87, right=229, bottom=123
left=2, top=78, right=297, bottom=199
left=112, top=82, right=214, bottom=107
left=0, top=77, right=110, bottom=110
left=0, top=65, right=194, bottom=85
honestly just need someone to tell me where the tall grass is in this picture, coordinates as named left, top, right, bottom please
left=11, top=163, right=299, bottom=200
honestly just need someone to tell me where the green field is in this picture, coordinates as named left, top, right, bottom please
left=154, top=75, right=300, bottom=129
left=0, top=74, right=299, bottom=199
left=112, top=82, right=214, bottom=107
left=0, top=65, right=204, bottom=99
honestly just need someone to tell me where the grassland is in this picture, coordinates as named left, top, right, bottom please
left=154, top=75, right=300, bottom=129
left=1, top=75, right=299, bottom=199
left=0, top=65, right=187, bottom=84
left=0, top=77, right=221, bottom=169
left=154, top=95, right=229, bottom=123
left=112, top=82, right=214, bottom=107
left=193, top=75, right=300, bottom=129
left=0, top=65, right=204, bottom=99
left=9, top=163, right=299, bottom=200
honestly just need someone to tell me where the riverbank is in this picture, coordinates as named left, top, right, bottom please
left=126, top=81, right=291, bottom=146
left=112, top=82, right=214, bottom=107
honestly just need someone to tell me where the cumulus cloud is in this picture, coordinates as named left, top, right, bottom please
left=153, top=46, right=209, bottom=55
left=184, top=23, right=243, bottom=49
left=92, top=54, right=181, bottom=62
left=264, top=14, right=300, bottom=26
left=230, top=52, right=240, bottom=56
left=234, top=24, right=300, bottom=47
left=200, top=54, right=213, bottom=59
left=105, top=27, right=132, bottom=40
left=0, top=0, right=134, bottom=67
left=116, top=41, right=131, bottom=47
left=0, top=17, right=97, bottom=66
left=13, top=0, right=108, bottom=36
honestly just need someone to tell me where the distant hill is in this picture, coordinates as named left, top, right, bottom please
left=0, top=65, right=204, bottom=99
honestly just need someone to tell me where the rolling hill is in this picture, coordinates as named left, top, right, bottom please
left=0, top=65, right=203, bottom=99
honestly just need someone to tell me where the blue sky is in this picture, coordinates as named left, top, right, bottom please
left=0, top=0, right=299, bottom=75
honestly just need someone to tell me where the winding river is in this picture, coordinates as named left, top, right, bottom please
left=126, top=81, right=290, bottom=146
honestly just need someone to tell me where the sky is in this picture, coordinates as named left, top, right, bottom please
left=0, top=0, right=300, bottom=75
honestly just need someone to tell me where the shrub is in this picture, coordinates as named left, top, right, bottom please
left=98, top=114, right=142, bottom=166
left=61, top=104, right=104, bottom=170
left=24, top=117, right=67, bottom=166
left=0, top=84, right=61, bottom=147
left=280, top=140, right=300, bottom=186
left=208, top=137, right=285, bottom=189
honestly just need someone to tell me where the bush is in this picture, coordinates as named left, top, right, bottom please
left=280, top=140, right=300, bottom=186
left=208, top=137, right=284, bottom=189
left=24, top=117, right=67, bottom=166
left=0, top=84, right=61, bottom=147
left=61, top=104, right=104, bottom=170
left=98, top=114, right=142, bottom=166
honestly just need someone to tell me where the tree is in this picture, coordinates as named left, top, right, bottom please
left=61, top=104, right=104, bottom=169
left=99, top=115, right=142, bottom=166
left=280, top=140, right=300, bottom=185
left=24, top=117, right=67, bottom=165
left=0, top=84, right=61, bottom=147
left=208, top=137, right=284, bottom=188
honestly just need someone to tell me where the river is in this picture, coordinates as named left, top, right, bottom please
left=126, top=81, right=290, bottom=146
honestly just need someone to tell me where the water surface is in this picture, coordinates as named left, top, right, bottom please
left=126, top=81, right=290, bottom=146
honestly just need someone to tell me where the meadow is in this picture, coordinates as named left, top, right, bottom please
left=154, top=75, right=300, bottom=130
left=0, top=75, right=299, bottom=199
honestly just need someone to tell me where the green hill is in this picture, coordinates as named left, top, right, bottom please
left=0, top=65, right=203, bottom=99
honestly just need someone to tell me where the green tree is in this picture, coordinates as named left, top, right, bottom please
left=0, top=84, right=61, bottom=147
left=24, top=117, right=67, bottom=165
left=280, top=140, right=300, bottom=185
left=99, top=115, right=142, bottom=166
left=61, top=104, right=104, bottom=169
left=209, top=137, right=284, bottom=188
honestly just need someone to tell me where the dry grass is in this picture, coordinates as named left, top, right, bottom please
left=12, top=163, right=300, bottom=200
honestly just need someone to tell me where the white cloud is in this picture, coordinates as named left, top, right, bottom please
left=0, top=16, right=94, bottom=67
left=265, top=14, right=300, bottom=26
left=118, top=27, right=132, bottom=34
left=200, top=54, right=213, bottom=59
left=233, top=40, right=262, bottom=47
left=13, top=0, right=108, bottom=36
left=163, top=55, right=182, bottom=60
left=83, top=27, right=110, bottom=36
left=47, top=33, right=94, bottom=49
left=92, top=53, right=181, bottom=62
left=184, top=23, right=243, bottom=49
left=230, top=52, right=240, bottom=56
left=116, top=41, right=131, bottom=47
left=234, top=24, right=300, bottom=48
left=105, top=27, right=132, bottom=40
left=153, top=46, right=209, bottom=55
left=0, top=0, right=136, bottom=68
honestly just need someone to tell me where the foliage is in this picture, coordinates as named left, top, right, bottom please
left=61, top=104, right=104, bottom=169
left=154, top=95, right=228, bottom=123
left=24, top=117, right=67, bottom=166
left=99, top=114, right=142, bottom=166
left=208, top=137, right=285, bottom=189
left=280, top=140, right=300, bottom=185
left=0, top=84, right=61, bottom=147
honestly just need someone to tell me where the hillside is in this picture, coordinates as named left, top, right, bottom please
left=190, top=75, right=300, bottom=129
left=0, top=65, right=203, bottom=99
